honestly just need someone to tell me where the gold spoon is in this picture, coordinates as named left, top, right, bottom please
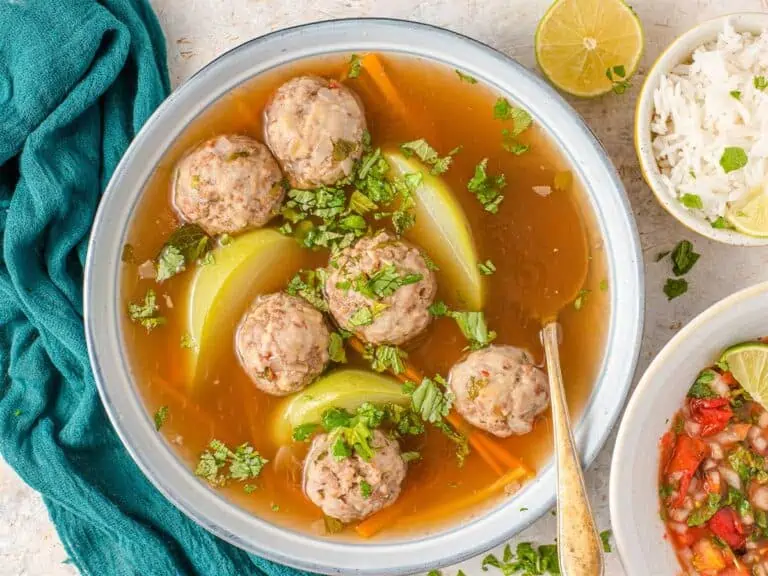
left=522, top=192, right=604, bottom=576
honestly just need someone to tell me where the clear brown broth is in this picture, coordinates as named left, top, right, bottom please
left=120, top=54, right=609, bottom=539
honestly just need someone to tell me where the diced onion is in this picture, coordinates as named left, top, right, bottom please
left=720, top=466, right=742, bottom=490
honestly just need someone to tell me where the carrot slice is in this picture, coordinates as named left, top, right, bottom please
left=360, top=54, right=409, bottom=122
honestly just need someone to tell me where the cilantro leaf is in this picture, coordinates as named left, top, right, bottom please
left=127, top=289, right=166, bottom=332
left=410, top=376, right=453, bottom=424
left=600, top=530, right=612, bottom=553
left=349, top=307, right=374, bottom=327
left=153, top=406, right=169, bottom=431
left=347, top=53, right=363, bottom=79
left=455, top=69, right=477, bottom=84
left=359, top=479, right=372, bottom=499
left=711, top=216, right=734, bottom=230
left=478, top=260, right=496, bottom=275
left=730, top=90, right=742, bottom=100
left=573, top=288, right=590, bottom=311
left=680, top=194, right=703, bottom=210
left=687, top=370, right=718, bottom=398
left=502, top=128, right=530, bottom=155
left=292, top=423, right=320, bottom=442
left=195, top=440, right=267, bottom=487
left=687, top=493, right=721, bottom=526
left=720, top=146, right=748, bottom=174
left=664, top=278, right=688, bottom=300
left=349, top=190, right=378, bottom=215
left=364, top=344, right=407, bottom=375
left=156, top=223, right=212, bottom=282
left=468, top=159, right=506, bottom=214
left=286, top=269, right=329, bottom=312
left=322, top=407, right=354, bottom=431
left=755, top=76, right=768, bottom=91
left=606, top=65, right=631, bottom=94
left=448, top=310, right=496, bottom=350
left=671, top=240, right=700, bottom=276
left=400, top=139, right=460, bottom=175
left=229, top=443, right=268, bottom=481
left=353, top=264, right=423, bottom=300
left=332, top=139, right=357, bottom=161
left=428, top=301, right=449, bottom=317
left=328, top=332, right=347, bottom=363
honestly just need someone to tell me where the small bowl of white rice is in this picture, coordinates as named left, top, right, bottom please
left=636, top=13, right=768, bottom=245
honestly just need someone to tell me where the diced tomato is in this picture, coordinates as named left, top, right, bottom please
left=708, top=507, right=746, bottom=550
left=721, top=371, right=738, bottom=387
left=674, top=525, right=708, bottom=547
left=660, top=430, right=676, bottom=469
left=731, top=423, right=752, bottom=441
left=689, top=397, right=734, bottom=436
left=666, top=434, right=708, bottom=506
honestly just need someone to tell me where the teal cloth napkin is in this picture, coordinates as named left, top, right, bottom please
left=0, top=2, right=313, bottom=575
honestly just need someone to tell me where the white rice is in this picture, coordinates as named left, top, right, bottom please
left=651, top=22, right=768, bottom=222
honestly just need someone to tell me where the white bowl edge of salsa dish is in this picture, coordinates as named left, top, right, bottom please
left=610, top=281, right=768, bottom=575
left=635, top=12, right=768, bottom=247
left=85, top=18, right=644, bottom=576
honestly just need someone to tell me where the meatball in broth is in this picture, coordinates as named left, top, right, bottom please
left=173, top=135, right=284, bottom=235
left=264, top=75, right=366, bottom=189
left=325, top=231, right=437, bottom=346
left=304, top=430, right=407, bottom=522
left=449, top=345, right=550, bottom=437
left=236, top=292, right=330, bottom=396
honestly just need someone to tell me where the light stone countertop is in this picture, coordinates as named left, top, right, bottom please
left=4, top=0, right=768, bottom=574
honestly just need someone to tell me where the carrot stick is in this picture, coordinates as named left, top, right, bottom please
left=355, top=467, right=527, bottom=538
left=347, top=337, right=532, bottom=477
left=360, top=54, right=410, bottom=123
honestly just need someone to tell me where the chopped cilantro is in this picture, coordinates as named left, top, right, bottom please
left=599, top=279, right=609, bottom=292
left=606, top=65, right=631, bottom=94
left=573, top=288, right=590, bottom=311
left=755, top=76, right=768, bottom=91
left=180, top=333, right=196, bottom=350
left=600, top=530, right=612, bottom=553
left=728, top=445, right=768, bottom=484
left=243, top=484, right=258, bottom=494
left=671, top=240, right=700, bottom=276
left=493, top=98, right=533, bottom=135
left=664, top=278, right=688, bottom=300
left=502, top=129, right=530, bottom=155
left=400, top=139, right=460, bottom=175
left=156, top=223, right=212, bottom=282
left=286, top=269, right=329, bottom=312
left=687, top=493, right=721, bottom=526
left=195, top=440, right=267, bottom=487
left=328, top=332, right=347, bottom=364
left=720, top=146, right=748, bottom=174
left=121, top=243, right=136, bottom=263
left=349, top=190, right=378, bottom=215
left=410, top=375, right=453, bottom=424
left=323, top=515, right=345, bottom=534
left=482, top=542, right=560, bottom=574
left=127, top=289, right=166, bottom=332
left=478, top=259, right=496, bottom=275
left=401, top=451, right=421, bottom=463
left=270, top=502, right=280, bottom=511
left=730, top=90, right=742, bottom=100
left=347, top=53, right=363, bottom=79
left=711, top=216, right=734, bottom=230
left=449, top=310, right=497, bottom=350
left=687, top=370, right=717, bottom=398
left=349, top=306, right=374, bottom=327
left=680, top=194, right=703, bottom=210
left=359, top=479, right=373, bottom=499
left=153, top=406, right=169, bottom=431
left=428, top=300, right=449, bottom=317
left=422, top=252, right=439, bottom=271
left=353, top=264, right=423, bottom=300
left=426, top=571, right=442, bottom=576
left=364, top=344, right=407, bottom=375
left=468, top=159, right=506, bottom=214
left=292, top=423, right=320, bottom=442
left=455, top=69, right=477, bottom=84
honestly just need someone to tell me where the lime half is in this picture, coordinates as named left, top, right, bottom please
left=720, top=342, right=768, bottom=408
left=726, top=191, right=768, bottom=238
left=535, top=0, right=644, bottom=97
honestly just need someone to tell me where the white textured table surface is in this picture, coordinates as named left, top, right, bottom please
left=4, top=1, right=768, bottom=575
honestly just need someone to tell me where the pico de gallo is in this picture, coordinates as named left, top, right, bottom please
left=660, top=362, right=768, bottom=575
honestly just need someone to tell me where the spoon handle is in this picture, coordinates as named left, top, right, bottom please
left=541, top=322, right=604, bottom=576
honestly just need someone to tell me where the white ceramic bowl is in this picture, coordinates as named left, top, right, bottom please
left=635, top=12, right=768, bottom=246
left=85, top=19, right=644, bottom=576
left=610, top=281, right=768, bottom=574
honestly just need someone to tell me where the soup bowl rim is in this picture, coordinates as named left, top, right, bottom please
left=84, top=17, right=644, bottom=575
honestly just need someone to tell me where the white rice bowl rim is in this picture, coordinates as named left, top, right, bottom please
left=635, top=12, right=768, bottom=247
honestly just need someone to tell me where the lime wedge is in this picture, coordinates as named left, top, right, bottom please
left=720, top=342, right=768, bottom=408
left=384, top=151, right=484, bottom=310
left=535, top=0, right=644, bottom=97
left=271, top=369, right=409, bottom=444
left=726, top=190, right=768, bottom=238
left=187, top=229, right=305, bottom=387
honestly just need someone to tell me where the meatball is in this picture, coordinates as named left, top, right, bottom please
left=324, top=232, right=437, bottom=345
left=235, top=292, right=330, bottom=396
left=264, top=76, right=366, bottom=189
left=303, top=430, right=407, bottom=522
left=173, top=134, right=284, bottom=235
left=448, top=345, right=549, bottom=437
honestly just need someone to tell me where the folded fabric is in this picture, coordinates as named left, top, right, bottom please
left=0, top=1, right=312, bottom=574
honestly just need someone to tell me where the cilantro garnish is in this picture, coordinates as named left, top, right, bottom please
left=364, top=344, right=407, bottom=375
left=730, top=90, right=742, bottom=100
left=292, top=423, right=321, bottom=442
left=455, top=69, right=478, bottom=84
left=359, top=479, right=372, bottom=499
left=711, top=217, right=733, bottom=230
left=328, top=332, right=347, bottom=364
left=286, top=268, right=329, bottom=312
left=352, top=264, right=423, bottom=300
left=687, top=493, right=721, bottom=526
left=332, top=139, right=357, bottom=161
left=606, top=65, right=631, bottom=94
left=482, top=542, right=560, bottom=574
left=680, top=193, right=703, bottom=210
left=427, top=301, right=495, bottom=349
left=127, top=289, right=166, bottom=332
left=400, top=139, right=461, bottom=175
left=195, top=440, right=268, bottom=487
left=153, top=406, right=169, bottom=431
left=180, top=333, right=197, bottom=350
left=663, top=278, right=688, bottom=300
left=755, top=76, right=768, bottom=91
left=720, top=146, right=748, bottom=174
left=347, top=54, right=363, bottom=79
left=468, top=159, right=506, bottom=214
left=478, top=260, right=496, bottom=275
left=573, top=289, right=590, bottom=311
left=600, top=530, right=612, bottom=553
left=687, top=370, right=717, bottom=398
left=156, top=223, right=212, bottom=282
left=671, top=240, right=699, bottom=276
